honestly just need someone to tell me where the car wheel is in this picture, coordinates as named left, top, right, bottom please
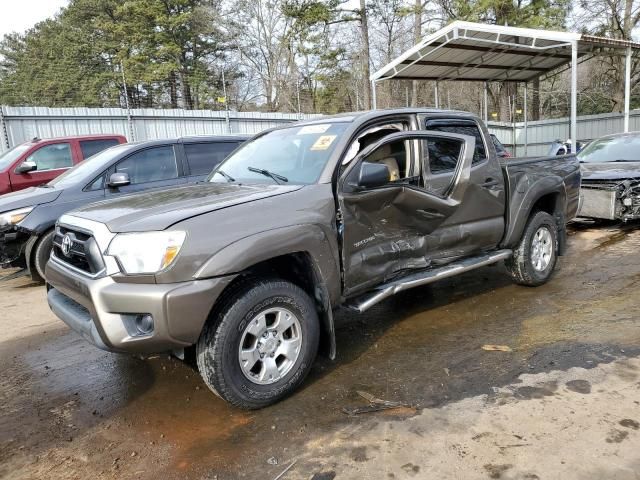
left=196, top=278, right=320, bottom=409
left=506, top=211, right=558, bottom=287
left=31, top=230, right=55, bottom=283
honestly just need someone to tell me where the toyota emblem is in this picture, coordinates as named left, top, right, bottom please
left=61, top=234, right=73, bottom=257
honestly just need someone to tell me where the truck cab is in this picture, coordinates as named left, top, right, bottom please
left=0, top=135, right=127, bottom=195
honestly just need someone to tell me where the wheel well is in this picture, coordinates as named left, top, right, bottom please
left=530, top=192, right=567, bottom=254
left=26, top=227, right=55, bottom=270
left=206, top=252, right=335, bottom=358
left=241, top=252, right=318, bottom=298
left=531, top=193, right=560, bottom=217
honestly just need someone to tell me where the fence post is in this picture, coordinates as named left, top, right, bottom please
left=0, top=106, right=10, bottom=151
left=120, top=63, right=136, bottom=142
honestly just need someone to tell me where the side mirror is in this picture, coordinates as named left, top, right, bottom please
left=15, top=161, right=37, bottom=174
left=357, top=161, right=390, bottom=189
left=108, top=172, right=130, bottom=188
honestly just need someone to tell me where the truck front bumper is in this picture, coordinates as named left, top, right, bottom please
left=46, top=257, right=236, bottom=354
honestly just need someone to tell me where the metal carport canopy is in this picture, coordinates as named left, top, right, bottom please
left=371, top=21, right=640, bottom=152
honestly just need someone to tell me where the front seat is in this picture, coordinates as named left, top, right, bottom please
left=367, top=144, right=400, bottom=181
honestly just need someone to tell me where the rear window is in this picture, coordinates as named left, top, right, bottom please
left=425, top=119, right=487, bottom=164
left=184, top=142, right=241, bottom=176
left=80, top=139, right=121, bottom=159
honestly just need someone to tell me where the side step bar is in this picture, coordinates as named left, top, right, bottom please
left=347, top=249, right=513, bottom=313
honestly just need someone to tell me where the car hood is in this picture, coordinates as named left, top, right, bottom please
left=581, top=162, right=640, bottom=181
left=0, top=186, right=62, bottom=214
left=68, top=183, right=304, bottom=232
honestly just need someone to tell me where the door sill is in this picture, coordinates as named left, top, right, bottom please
left=345, top=249, right=512, bottom=313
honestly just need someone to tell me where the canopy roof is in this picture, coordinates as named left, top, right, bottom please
left=372, top=21, right=640, bottom=83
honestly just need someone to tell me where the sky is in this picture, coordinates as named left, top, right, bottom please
left=0, top=0, right=69, bottom=38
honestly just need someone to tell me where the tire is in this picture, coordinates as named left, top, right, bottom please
left=196, top=278, right=320, bottom=409
left=31, top=230, right=55, bottom=283
left=505, top=211, right=559, bottom=287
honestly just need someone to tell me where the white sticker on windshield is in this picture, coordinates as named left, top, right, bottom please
left=298, top=124, right=331, bottom=135
left=311, top=135, right=337, bottom=151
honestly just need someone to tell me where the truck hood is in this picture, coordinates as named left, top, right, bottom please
left=68, top=183, right=304, bottom=232
left=0, top=186, right=62, bottom=214
left=581, top=162, right=640, bottom=181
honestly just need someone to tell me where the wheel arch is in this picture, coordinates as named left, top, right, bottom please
left=502, top=176, right=568, bottom=254
left=201, top=240, right=339, bottom=359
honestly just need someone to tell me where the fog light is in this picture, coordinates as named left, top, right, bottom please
left=623, top=197, right=633, bottom=206
left=135, top=314, right=154, bottom=335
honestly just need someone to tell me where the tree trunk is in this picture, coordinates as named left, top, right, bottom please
left=360, top=0, right=372, bottom=109
left=411, top=0, right=422, bottom=107
left=613, top=0, right=633, bottom=112
left=169, top=71, right=178, bottom=109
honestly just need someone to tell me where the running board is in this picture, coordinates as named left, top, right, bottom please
left=347, top=249, right=513, bottom=313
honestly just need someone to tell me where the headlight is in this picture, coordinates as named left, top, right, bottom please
left=0, top=207, right=33, bottom=227
left=107, top=231, right=186, bottom=274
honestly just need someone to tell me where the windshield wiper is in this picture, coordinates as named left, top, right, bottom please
left=247, top=166, right=288, bottom=184
left=213, top=169, right=235, bottom=182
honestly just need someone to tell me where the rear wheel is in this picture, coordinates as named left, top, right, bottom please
left=506, top=211, right=558, bottom=287
left=31, top=230, right=55, bottom=283
left=196, top=278, right=319, bottom=409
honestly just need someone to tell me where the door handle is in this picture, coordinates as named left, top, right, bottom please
left=481, top=178, right=499, bottom=188
left=417, top=208, right=446, bottom=219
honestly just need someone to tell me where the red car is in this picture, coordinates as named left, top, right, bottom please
left=0, top=134, right=127, bottom=195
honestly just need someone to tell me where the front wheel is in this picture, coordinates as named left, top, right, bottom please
left=196, top=279, right=320, bottom=409
left=506, top=211, right=559, bottom=287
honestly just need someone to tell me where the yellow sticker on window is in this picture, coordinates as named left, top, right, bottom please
left=311, top=135, right=337, bottom=151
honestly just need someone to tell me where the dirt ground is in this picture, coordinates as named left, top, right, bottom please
left=1, top=222, right=640, bottom=480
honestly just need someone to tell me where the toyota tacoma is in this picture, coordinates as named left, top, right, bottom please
left=45, top=109, right=581, bottom=409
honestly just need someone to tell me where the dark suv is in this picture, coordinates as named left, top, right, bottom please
left=0, top=135, right=248, bottom=281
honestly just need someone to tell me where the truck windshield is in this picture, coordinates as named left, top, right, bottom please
left=209, top=122, right=348, bottom=185
left=0, top=144, right=31, bottom=171
left=48, top=144, right=130, bottom=188
left=577, top=135, right=640, bottom=163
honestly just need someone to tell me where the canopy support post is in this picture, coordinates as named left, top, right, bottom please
left=435, top=81, right=439, bottom=108
left=483, top=82, right=488, bottom=123
left=624, top=46, right=632, bottom=133
left=371, top=80, right=377, bottom=109
left=524, top=82, right=528, bottom=156
left=570, top=41, right=578, bottom=152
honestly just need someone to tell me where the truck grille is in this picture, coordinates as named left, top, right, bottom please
left=52, top=225, right=106, bottom=276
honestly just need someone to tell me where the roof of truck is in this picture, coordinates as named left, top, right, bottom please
left=294, top=108, right=476, bottom=126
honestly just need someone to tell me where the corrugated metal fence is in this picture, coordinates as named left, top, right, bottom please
left=0, top=106, right=320, bottom=152
left=488, top=109, right=640, bottom=157
left=2, top=105, right=638, bottom=156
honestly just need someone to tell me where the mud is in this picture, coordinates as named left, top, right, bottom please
left=1, top=222, right=640, bottom=479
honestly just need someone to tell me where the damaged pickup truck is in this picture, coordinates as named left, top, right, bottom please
left=46, top=109, right=581, bottom=409
left=577, top=133, right=640, bottom=221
